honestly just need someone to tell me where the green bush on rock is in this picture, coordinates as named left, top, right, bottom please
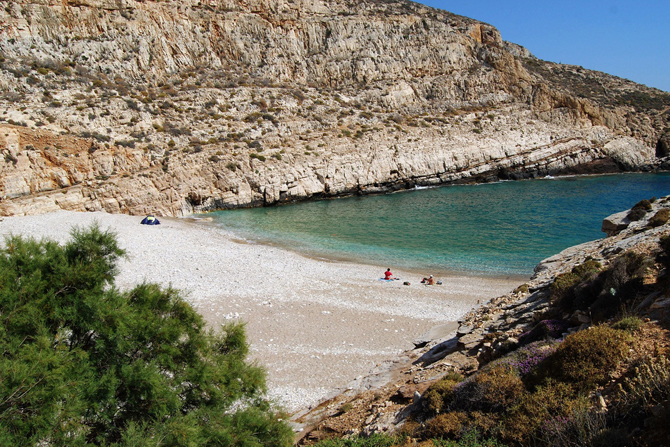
left=423, top=372, right=464, bottom=414
left=648, top=208, right=670, bottom=228
left=530, top=325, right=632, bottom=390
left=0, top=225, right=292, bottom=447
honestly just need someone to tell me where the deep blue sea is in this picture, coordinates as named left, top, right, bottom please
left=204, top=173, right=670, bottom=277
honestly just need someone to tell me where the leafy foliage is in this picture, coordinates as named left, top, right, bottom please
left=452, top=366, right=524, bottom=414
left=550, top=253, right=647, bottom=321
left=550, top=258, right=602, bottom=308
left=399, top=238, right=666, bottom=446
left=422, top=372, right=464, bottom=414
left=632, top=199, right=653, bottom=211
left=0, top=226, right=292, bottom=446
left=311, top=433, right=402, bottom=447
left=431, top=429, right=504, bottom=446
left=627, top=208, right=647, bottom=221
left=611, top=316, right=643, bottom=333
left=648, top=208, right=670, bottom=228
left=529, top=325, right=632, bottom=390
left=501, top=381, right=586, bottom=445
left=500, top=340, right=560, bottom=375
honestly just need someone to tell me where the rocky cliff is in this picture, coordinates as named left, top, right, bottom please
left=0, top=0, right=669, bottom=216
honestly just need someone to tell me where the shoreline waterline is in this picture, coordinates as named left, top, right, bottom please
left=181, top=215, right=532, bottom=284
left=200, top=172, right=670, bottom=277
left=0, top=211, right=522, bottom=413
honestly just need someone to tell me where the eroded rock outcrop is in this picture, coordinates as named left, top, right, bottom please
left=0, top=0, right=668, bottom=216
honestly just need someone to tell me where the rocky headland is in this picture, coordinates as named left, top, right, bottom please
left=0, top=0, right=669, bottom=216
left=293, top=198, right=670, bottom=445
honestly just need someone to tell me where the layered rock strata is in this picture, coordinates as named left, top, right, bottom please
left=0, top=0, right=668, bottom=216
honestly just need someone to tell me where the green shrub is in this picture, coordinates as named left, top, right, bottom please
left=452, top=366, right=525, bottom=414
left=551, top=259, right=602, bottom=308
left=648, top=208, right=670, bottom=227
left=627, top=208, right=647, bottom=221
left=537, top=407, right=618, bottom=447
left=513, top=284, right=529, bottom=294
left=423, top=372, right=464, bottom=414
left=632, top=199, right=653, bottom=211
left=572, top=258, right=602, bottom=277
left=431, top=429, right=504, bottom=446
left=551, top=271, right=581, bottom=301
left=532, top=325, right=632, bottom=390
left=423, top=411, right=469, bottom=439
left=502, top=381, right=586, bottom=445
left=312, top=433, right=402, bottom=447
left=552, top=252, right=646, bottom=321
left=611, top=316, right=643, bottom=333
left=423, top=412, right=501, bottom=443
left=588, top=252, right=647, bottom=321
left=615, top=355, right=670, bottom=443
left=248, top=139, right=263, bottom=150
left=0, top=226, right=292, bottom=446
left=339, top=403, right=353, bottom=414
left=250, top=153, right=266, bottom=162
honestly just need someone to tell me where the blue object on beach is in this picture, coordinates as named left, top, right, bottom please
left=141, top=215, right=161, bottom=225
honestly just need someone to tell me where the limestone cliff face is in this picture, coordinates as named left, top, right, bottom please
left=0, top=0, right=668, bottom=216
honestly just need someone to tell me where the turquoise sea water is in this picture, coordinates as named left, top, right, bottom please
left=205, top=173, right=670, bottom=277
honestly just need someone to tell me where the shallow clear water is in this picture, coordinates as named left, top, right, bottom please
left=205, top=173, right=670, bottom=276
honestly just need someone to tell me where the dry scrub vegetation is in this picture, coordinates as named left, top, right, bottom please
left=307, top=230, right=670, bottom=446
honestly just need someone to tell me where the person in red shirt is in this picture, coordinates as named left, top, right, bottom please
left=384, top=268, right=394, bottom=280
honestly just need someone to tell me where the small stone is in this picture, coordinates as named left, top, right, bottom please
left=650, top=298, right=670, bottom=309
left=601, top=210, right=630, bottom=236
left=577, top=314, right=591, bottom=324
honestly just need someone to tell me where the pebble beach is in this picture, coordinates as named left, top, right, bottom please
left=0, top=211, right=523, bottom=412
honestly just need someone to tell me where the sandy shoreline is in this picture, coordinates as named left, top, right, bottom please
left=0, top=211, right=524, bottom=412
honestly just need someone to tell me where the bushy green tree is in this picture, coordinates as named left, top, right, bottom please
left=0, top=225, right=292, bottom=446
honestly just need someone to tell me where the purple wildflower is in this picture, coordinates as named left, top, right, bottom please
left=542, top=415, right=572, bottom=437
left=502, top=340, right=560, bottom=376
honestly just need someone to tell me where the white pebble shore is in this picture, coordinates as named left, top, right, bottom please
left=0, top=211, right=523, bottom=412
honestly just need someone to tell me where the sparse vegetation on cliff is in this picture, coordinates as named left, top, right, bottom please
left=0, top=0, right=668, bottom=216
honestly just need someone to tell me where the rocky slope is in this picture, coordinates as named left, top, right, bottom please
left=0, top=0, right=669, bottom=216
left=292, top=197, right=670, bottom=445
